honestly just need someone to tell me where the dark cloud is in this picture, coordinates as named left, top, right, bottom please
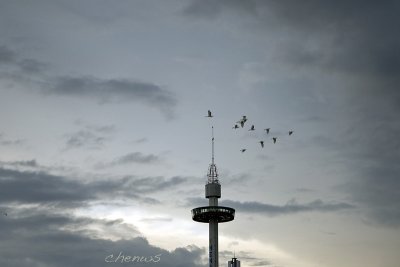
left=341, top=164, right=400, bottom=227
left=184, top=1, right=400, bottom=84
left=47, top=76, right=177, bottom=118
left=186, top=197, right=353, bottom=216
left=182, top=0, right=222, bottom=19
left=18, top=58, right=46, bottom=73
left=0, top=45, right=47, bottom=75
left=317, top=112, right=400, bottom=227
left=265, top=1, right=400, bottom=90
left=0, top=212, right=141, bottom=240
left=0, top=212, right=205, bottom=267
left=0, top=167, right=98, bottom=205
left=182, top=0, right=257, bottom=19
left=183, top=1, right=400, bottom=228
left=0, top=167, right=189, bottom=207
left=0, top=159, right=82, bottom=176
left=0, top=45, right=16, bottom=64
left=223, top=198, right=354, bottom=216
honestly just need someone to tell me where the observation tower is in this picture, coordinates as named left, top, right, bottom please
left=192, top=127, right=235, bottom=267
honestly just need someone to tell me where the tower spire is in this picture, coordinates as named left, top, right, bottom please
left=208, top=126, right=219, bottom=184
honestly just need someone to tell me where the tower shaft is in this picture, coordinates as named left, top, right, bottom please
left=209, top=196, right=218, bottom=267
left=209, top=217, right=218, bottom=267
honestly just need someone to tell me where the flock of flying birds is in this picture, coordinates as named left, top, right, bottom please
left=206, top=110, right=294, bottom=153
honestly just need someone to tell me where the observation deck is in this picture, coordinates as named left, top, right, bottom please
left=191, top=206, right=235, bottom=223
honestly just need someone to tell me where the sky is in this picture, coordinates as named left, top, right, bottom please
left=0, top=1, right=399, bottom=267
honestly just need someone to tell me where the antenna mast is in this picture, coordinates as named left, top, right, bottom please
left=212, top=126, right=215, bottom=165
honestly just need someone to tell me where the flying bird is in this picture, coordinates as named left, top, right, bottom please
left=272, top=137, right=277, bottom=144
left=264, top=128, right=270, bottom=134
left=237, top=116, right=247, bottom=128
left=240, top=149, right=246, bottom=153
left=259, top=141, right=264, bottom=148
left=232, top=124, right=239, bottom=129
left=249, top=125, right=255, bottom=131
left=206, top=110, right=213, bottom=117
left=289, top=131, right=294, bottom=136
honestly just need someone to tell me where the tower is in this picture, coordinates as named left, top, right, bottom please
left=228, top=253, right=241, bottom=267
left=192, top=127, right=235, bottom=267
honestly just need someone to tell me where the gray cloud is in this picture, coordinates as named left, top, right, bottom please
left=227, top=241, right=239, bottom=247
left=63, top=123, right=115, bottom=150
left=47, top=76, right=177, bottom=118
left=74, top=120, right=116, bottom=134
left=187, top=197, right=353, bottom=217
left=134, top=138, right=148, bottom=144
left=140, top=217, right=173, bottom=223
left=65, top=130, right=108, bottom=150
left=0, top=133, right=24, bottom=146
left=94, top=152, right=162, bottom=169
left=221, top=172, right=255, bottom=188
left=112, top=152, right=162, bottom=165
left=124, top=176, right=188, bottom=194
left=0, top=212, right=205, bottom=267
left=0, top=45, right=177, bottom=119
left=0, top=139, right=24, bottom=146
left=295, top=187, right=315, bottom=193
left=251, top=260, right=273, bottom=266
left=0, top=159, right=38, bottom=168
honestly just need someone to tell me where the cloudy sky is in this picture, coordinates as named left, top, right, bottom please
left=1, top=1, right=399, bottom=267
